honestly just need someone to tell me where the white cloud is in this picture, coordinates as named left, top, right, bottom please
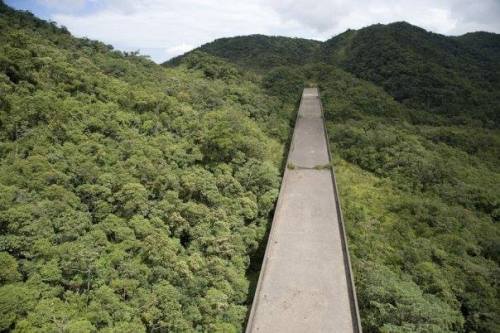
left=165, top=43, right=195, bottom=59
left=51, top=0, right=298, bottom=62
left=35, top=0, right=500, bottom=63
left=449, top=0, right=500, bottom=34
left=262, top=0, right=462, bottom=37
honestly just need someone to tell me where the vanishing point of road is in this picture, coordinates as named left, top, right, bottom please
left=246, top=88, right=362, bottom=333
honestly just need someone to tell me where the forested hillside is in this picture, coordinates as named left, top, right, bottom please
left=0, top=3, right=297, bottom=332
left=168, top=35, right=321, bottom=72
left=180, top=23, right=500, bottom=332
left=189, top=22, right=500, bottom=127
left=324, top=22, right=500, bottom=126
left=1, top=1, right=499, bottom=332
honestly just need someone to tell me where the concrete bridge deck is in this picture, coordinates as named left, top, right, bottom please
left=246, top=88, right=361, bottom=333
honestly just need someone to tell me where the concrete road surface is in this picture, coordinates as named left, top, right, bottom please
left=246, top=88, right=361, bottom=333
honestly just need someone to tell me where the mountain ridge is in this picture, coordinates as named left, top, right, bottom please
left=169, top=21, right=500, bottom=126
left=166, top=21, right=500, bottom=67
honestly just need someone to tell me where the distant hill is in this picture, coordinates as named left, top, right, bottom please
left=167, top=34, right=321, bottom=71
left=455, top=31, right=500, bottom=60
left=172, top=22, right=500, bottom=126
left=325, top=22, right=500, bottom=125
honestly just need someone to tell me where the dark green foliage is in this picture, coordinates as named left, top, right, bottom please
left=0, top=3, right=295, bottom=331
left=176, top=51, right=241, bottom=81
left=326, top=22, right=500, bottom=126
left=167, top=34, right=321, bottom=71
left=187, top=22, right=500, bottom=127
left=455, top=32, right=500, bottom=61
left=263, top=67, right=307, bottom=102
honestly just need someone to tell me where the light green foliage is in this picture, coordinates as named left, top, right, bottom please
left=0, top=252, right=20, bottom=283
left=0, top=3, right=294, bottom=331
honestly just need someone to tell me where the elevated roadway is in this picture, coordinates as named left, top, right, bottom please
left=246, top=88, right=361, bottom=333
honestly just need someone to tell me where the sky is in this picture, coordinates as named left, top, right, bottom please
left=6, top=0, right=500, bottom=63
